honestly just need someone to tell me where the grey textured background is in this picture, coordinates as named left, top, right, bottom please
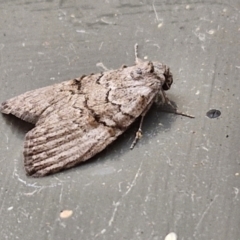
left=0, top=0, right=239, bottom=240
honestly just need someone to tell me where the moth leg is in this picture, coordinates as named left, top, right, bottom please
left=130, top=116, right=144, bottom=149
left=162, top=108, right=195, bottom=118
left=134, top=43, right=143, bottom=64
left=160, top=91, right=194, bottom=118
left=130, top=101, right=154, bottom=149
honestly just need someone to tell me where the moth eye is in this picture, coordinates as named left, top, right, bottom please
left=162, top=68, right=173, bottom=90
left=149, top=62, right=154, bottom=73
left=136, top=69, right=142, bottom=74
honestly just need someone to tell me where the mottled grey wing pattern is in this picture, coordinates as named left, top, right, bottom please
left=24, top=107, right=122, bottom=177
left=1, top=79, right=86, bottom=125
left=1, top=60, right=167, bottom=177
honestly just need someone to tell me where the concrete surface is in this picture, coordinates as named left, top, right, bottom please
left=0, top=0, right=239, bottom=239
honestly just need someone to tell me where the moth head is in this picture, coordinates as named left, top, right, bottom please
left=152, top=62, right=173, bottom=91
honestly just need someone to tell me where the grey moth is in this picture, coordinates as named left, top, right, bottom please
left=1, top=44, right=191, bottom=177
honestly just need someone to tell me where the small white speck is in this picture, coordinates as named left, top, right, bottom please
left=144, top=56, right=148, bottom=60
left=202, top=146, right=209, bottom=151
left=76, top=30, right=86, bottom=33
left=22, top=42, right=25, bottom=47
left=7, top=206, right=13, bottom=211
left=196, top=90, right=200, bottom=95
left=186, top=5, right=190, bottom=9
left=158, top=22, right=163, bottom=28
left=208, top=29, right=215, bottom=35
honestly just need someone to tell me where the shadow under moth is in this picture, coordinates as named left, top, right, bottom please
left=1, top=44, right=193, bottom=177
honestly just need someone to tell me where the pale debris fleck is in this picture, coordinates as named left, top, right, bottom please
left=193, top=30, right=206, bottom=41
left=165, top=232, right=177, bottom=240
left=158, top=22, right=163, bottom=28
left=207, top=29, right=215, bottom=35
left=233, top=187, right=239, bottom=200
left=96, top=62, right=108, bottom=71
left=202, top=146, right=209, bottom=151
left=7, top=206, right=14, bottom=211
left=195, top=90, right=200, bottom=95
left=101, top=17, right=116, bottom=25
left=60, top=210, right=73, bottom=219
left=76, top=29, right=86, bottom=33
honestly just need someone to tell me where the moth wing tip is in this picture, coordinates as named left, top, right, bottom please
left=25, top=169, right=42, bottom=178
left=24, top=161, right=43, bottom=178
left=0, top=101, right=11, bottom=114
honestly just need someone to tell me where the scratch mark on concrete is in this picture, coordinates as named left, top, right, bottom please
left=96, top=62, right=109, bottom=71
left=192, top=30, right=206, bottom=42
left=118, top=181, right=123, bottom=192
left=69, top=43, right=76, bottom=53
left=194, top=195, right=218, bottom=232
left=59, top=185, right=63, bottom=203
left=58, top=53, right=70, bottom=65
left=101, top=17, right=116, bottom=25
left=95, top=228, right=106, bottom=238
left=95, top=160, right=143, bottom=237
left=3, top=133, right=9, bottom=150
left=13, top=159, right=63, bottom=191
left=0, top=43, right=4, bottom=65
left=152, top=0, right=159, bottom=22
left=24, top=188, right=42, bottom=196
left=108, top=201, right=120, bottom=226
left=99, top=42, right=104, bottom=51
left=123, top=159, right=143, bottom=197
left=233, top=187, right=239, bottom=200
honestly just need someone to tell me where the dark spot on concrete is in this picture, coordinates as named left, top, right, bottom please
left=206, top=109, right=221, bottom=118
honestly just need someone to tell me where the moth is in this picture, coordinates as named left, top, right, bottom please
left=1, top=44, right=193, bottom=177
